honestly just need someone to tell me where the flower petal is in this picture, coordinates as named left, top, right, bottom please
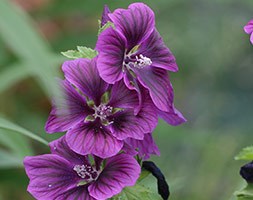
left=109, top=3, right=155, bottom=50
left=244, top=19, right=253, bottom=34
left=101, top=5, right=111, bottom=26
left=96, top=27, right=126, bottom=84
left=158, top=106, right=187, bottom=126
left=62, top=58, right=109, bottom=104
left=108, top=80, right=139, bottom=109
left=49, top=136, right=89, bottom=166
left=136, top=67, right=173, bottom=112
left=88, top=154, right=141, bottom=199
left=109, top=93, right=158, bottom=140
left=138, top=29, right=178, bottom=72
left=45, top=80, right=92, bottom=133
left=66, top=121, right=123, bottom=158
left=125, top=133, right=160, bottom=160
left=24, top=154, right=78, bottom=200
left=55, top=186, right=95, bottom=200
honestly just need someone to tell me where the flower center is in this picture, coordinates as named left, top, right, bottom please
left=124, top=54, right=152, bottom=70
left=73, top=164, right=99, bottom=181
left=93, top=104, right=113, bottom=121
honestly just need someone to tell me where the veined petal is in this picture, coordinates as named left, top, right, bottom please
left=136, top=67, right=173, bottom=112
left=138, top=29, right=178, bottom=72
left=101, top=5, right=111, bottom=26
left=55, top=186, right=95, bottom=200
left=89, top=154, right=141, bottom=199
left=158, top=106, right=187, bottom=126
left=96, top=27, right=126, bottom=84
left=109, top=3, right=155, bottom=50
left=24, top=154, right=78, bottom=200
left=66, top=121, right=123, bottom=158
left=123, top=71, right=143, bottom=114
left=125, top=133, right=160, bottom=160
left=109, top=93, right=158, bottom=140
left=62, top=58, right=109, bottom=104
left=45, top=80, right=92, bottom=133
left=109, top=80, right=139, bottom=109
left=244, top=19, right=253, bottom=34
left=49, top=136, right=89, bottom=166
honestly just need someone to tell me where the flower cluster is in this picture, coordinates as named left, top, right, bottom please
left=24, top=3, right=186, bottom=200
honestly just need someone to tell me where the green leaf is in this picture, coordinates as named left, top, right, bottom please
left=0, top=0, right=61, bottom=98
left=0, top=129, right=33, bottom=157
left=0, top=116, right=48, bottom=146
left=98, top=20, right=115, bottom=35
left=111, top=183, right=161, bottom=200
left=0, top=63, right=30, bottom=94
left=0, top=150, right=23, bottom=168
left=137, top=170, right=151, bottom=183
left=235, top=184, right=253, bottom=200
left=235, top=146, right=253, bottom=161
left=61, top=46, right=97, bottom=59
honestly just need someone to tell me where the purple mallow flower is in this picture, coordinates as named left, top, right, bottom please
left=45, top=58, right=158, bottom=158
left=96, top=3, right=179, bottom=113
left=24, top=137, right=140, bottom=200
left=123, top=133, right=160, bottom=160
left=244, top=19, right=253, bottom=44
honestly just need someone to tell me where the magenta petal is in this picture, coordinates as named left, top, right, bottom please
left=101, top=5, right=111, bottom=27
left=244, top=19, right=253, bottom=34
left=109, top=94, right=158, bottom=140
left=55, top=186, right=95, bottom=200
left=125, top=133, right=160, bottom=160
left=158, top=106, right=187, bottom=126
left=24, top=154, right=78, bottom=200
left=49, top=136, right=89, bottom=166
left=138, top=29, right=178, bottom=72
left=88, top=154, right=141, bottom=199
left=250, top=33, right=253, bottom=44
left=109, top=3, right=155, bottom=50
left=45, top=80, right=91, bottom=133
left=136, top=67, right=173, bottom=112
left=66, top=122, right=123, bottom=158
left=96, top=27, right=126, bottom=84
left=109, top=80, right=139, bottom=109
left=62, top=58, right=108, bottom=104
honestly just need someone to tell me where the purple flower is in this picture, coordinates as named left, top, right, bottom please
left=96, top=3, right=179, bottom=113
left=123, top=133, right=160, bottom=160
left=24, top=137, right=140, bottom=200
left=45, top=58, right=158, bottom=158
left=244, top=19, right=253, bottom=44
left=101, top=5, right=111, bottom=27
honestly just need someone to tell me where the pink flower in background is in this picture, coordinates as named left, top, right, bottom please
left=244, top=19, right=253, bottom=44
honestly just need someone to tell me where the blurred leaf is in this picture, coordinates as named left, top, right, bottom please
left=0, top=129, right=33, bottom=157
left=0, top=0, right=60, bottom=98
left=61, top=46, right=97, bottom=59
left=235, top=184, right=253, bottom=200
left=0, top=64, right=30, bottom=94
left=0, top=150, right=23, bottom=168
left=235, top=146, right=253, bottom=161
left=0, top=116, right=48, bottom=146
left=138, top=170, right=151, bottom=183
left=111, top=183, right=161, bottom=200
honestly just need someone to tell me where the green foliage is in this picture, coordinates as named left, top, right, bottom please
left=235, top=184, right=253, bottom=200
left=111, top=183, right=161, bottom=200
left=61, top=46, right=98, bottom=59
left=235, top=146, right=253, bottom=161
left=0, top=116, right=48, bottom=146
left=98, top=20, right=115, bottom=35
left=111, top=169, right=161, bottom=200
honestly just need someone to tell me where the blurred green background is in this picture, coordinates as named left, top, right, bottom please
left=0, top=0, right=252, bottom=199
